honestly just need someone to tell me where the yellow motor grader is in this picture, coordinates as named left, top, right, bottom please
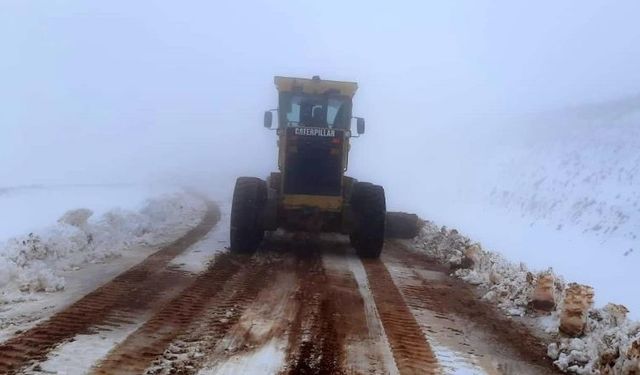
left=230, top=76, right=386, bottom=258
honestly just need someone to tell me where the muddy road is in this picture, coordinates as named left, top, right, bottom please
left=0, top=204, right=560, bottom=375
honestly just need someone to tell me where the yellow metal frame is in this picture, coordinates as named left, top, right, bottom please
left=282, top=194, right=343, bottom=211
left=274, top=76, right=358, bottom=97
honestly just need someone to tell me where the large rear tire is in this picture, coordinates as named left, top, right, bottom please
left=350, top=182, right=386, bottom=258
left=230, top=177, right=267, bottom=254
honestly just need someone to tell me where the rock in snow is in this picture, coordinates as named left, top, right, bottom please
left=530, top=273, right=557, bottom=313
left=559, top=283, right=594, bottom=337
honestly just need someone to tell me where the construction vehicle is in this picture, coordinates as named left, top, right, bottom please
left=230, top=76, right=386, bottom=258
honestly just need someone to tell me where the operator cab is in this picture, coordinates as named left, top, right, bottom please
left=281, top=91, right=351, bottom=129
left=264, top=76, right=364, bottom=135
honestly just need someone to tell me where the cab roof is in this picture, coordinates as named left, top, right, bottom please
left=274, top=76, right=358, bottom=97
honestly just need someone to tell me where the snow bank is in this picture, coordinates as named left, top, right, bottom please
left=412, top=221, right=564, bottom=317
left=548, top=304, right=640, bottom=374
left=0, top=192, right=207, bottom=302
left=0, top=184, right=176, bottom=242
left=412, top=221, right=640, bottom=374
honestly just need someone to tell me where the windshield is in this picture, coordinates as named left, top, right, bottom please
left=280, top=93, right=352, bottom=129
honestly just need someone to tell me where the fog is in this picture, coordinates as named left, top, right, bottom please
left=2, top=1, right=640, bottom=215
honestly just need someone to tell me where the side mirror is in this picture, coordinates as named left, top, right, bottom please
left=356, top=117, right=365, bottom=135
left=264, top=111, right=273, bottom=129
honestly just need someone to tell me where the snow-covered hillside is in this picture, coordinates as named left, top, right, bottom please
left=490, top=103, right=640, bottom=254
left=433, top=97, right=640, bottom=319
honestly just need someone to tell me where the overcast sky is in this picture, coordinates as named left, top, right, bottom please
left=2, top=1, right=639, bottom=205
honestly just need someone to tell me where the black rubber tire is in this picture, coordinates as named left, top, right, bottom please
left=230, top=177, right=267, bottom=254
left=350, top=182, right=386, bottom=258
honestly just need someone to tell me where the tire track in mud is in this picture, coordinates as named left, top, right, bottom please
left=279, top=237, right=390, bottom=375
left=383, top=241, right=561, bottom=374
left=323, top=251, right=394, bottom=375
left=282, top=251, right=344, bottom=375
left=0, top=202, right=220, bottom=375
left=190, top=254, right=299, bottom=374
left=362, top=256, right=439, bottom=375
left=92, top=251, right=281, bottom=375
left=129, top=235, right=372, bottom=375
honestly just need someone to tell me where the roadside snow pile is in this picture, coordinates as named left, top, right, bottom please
left=548, top=303, right=640, bottom=374
left=412, top=221, right=640, bottom=374
left=413, top=220, right=565, bottom=317
left=0, top=192, right=207, bottom=301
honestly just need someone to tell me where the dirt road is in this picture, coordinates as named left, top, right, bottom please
left=0, top=203, right=561, bottom=375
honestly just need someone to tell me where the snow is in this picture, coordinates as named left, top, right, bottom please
left=168, top=201, right=230, bottom=273
left=430, top=343, right=487, bottom=375
left=24, top=315, right=147, bottom=375
left=0, top=189, right=208, bottom=338
left=489, top=109, right=640, bottom=250
left=411, top=102, right=640, bottom=322
left=0, top=184, right=173, bottom=241
left=197, top=339, right=286, bottom=375
left=0, top=248, right=156, bottom=343
left=412, top=218, right=640, bottom=374
left=343, top=251, right=399, bottom=375
left=479, top=109, right=640, bottom=319
left=411, top=222, right=561, bottom=317
left=548, top=304, right=640, bottom=374
left=439, top=205, right=638, bottom=317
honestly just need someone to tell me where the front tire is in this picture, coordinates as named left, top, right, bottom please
left=350, top=182, right=386, bottom=258
left=230, top=177, right=267, bottom=254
